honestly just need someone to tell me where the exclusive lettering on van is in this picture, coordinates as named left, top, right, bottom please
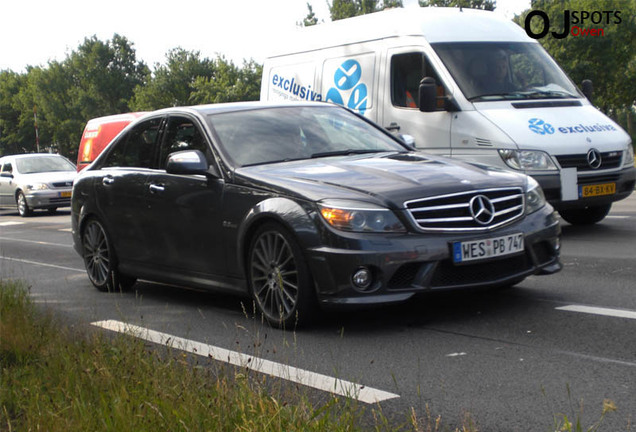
left=528, top=118, right=618, bottom=135
left=271, top=74, right=322, bottom=101
left=325, top=59, right=368, bottom=115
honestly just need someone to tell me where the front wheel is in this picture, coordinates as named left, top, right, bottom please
left=559, top=204, right=611, bottom=225
left=16, top=192, right=32, bottom=217
left=247, top=223, right=317, bottom=328
left=82, top=218, right=136, bottom=292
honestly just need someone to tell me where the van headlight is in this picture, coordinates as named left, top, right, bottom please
left=499, top=149, right=557, bottom=171
left=525, top=177, right=546, bottom=214
left=318, top=200, right=406, bottom=233
left=624, top=143, right=634, bottom=167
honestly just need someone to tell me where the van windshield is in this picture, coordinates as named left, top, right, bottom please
left=432, top=42, right=582, bottom=102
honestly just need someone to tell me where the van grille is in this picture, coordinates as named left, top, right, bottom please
left=404, top=187, right=524, bottom=232
left=556, top=151, right=622, bottom=171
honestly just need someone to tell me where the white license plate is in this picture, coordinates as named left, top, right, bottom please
left=452, top=233, right=524, bottom=263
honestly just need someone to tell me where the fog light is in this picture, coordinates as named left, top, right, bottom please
left=352, top=267, right=372, bottom=290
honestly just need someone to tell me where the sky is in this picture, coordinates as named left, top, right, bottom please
left=0, top=0, right=530, bottom=73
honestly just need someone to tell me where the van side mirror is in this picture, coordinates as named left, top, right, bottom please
left=166, top=150, right=219, bottom=178
left=418, top=77, right=438, bottom=112
left=581, top=79, right=593, bottom=102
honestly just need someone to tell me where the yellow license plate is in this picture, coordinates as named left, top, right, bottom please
left=579, top=183, right=616, bottom=198
left=60, top=191, right=72, bottom=198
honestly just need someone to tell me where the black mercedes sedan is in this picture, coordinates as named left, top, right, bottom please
left=71, top=102, right=561, bottom=327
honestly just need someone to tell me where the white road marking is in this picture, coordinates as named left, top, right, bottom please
left=92, top=319, right=400, bottom=404
left=0, top=236, right=73, bottom=247
left=556, top=305, right=636, bottom=320
left=0, top=221, right=24, bottom=226
left=0, top=256, right=84, bottom=273
left=606, top=215, right=630, bottom=219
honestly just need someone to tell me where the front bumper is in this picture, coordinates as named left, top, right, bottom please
left=533, top=166, right=635, bottom=211
left=25, top=189, right=72, bottom=209
left=306, top=205, right=561, bottom=306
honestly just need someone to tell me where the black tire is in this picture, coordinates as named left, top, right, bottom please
left=559, top=204, right=611, bottom=225
left=47, top=207, right=58, bottom=215
left=16, top=191, right=32, bottom=217
left=81, top=218, right=136, bottom=292
left=247, top=222, right=317, bottom=328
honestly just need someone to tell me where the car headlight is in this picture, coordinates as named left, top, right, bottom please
left=499, top=149, right=557, bottom=171
left=624, top=143, right=634, bottom=167
left=318, top=200, right=406, bottom=233
left=26, top=183, right=50, bottom=191
left=525, top=177, right=546, bottom=214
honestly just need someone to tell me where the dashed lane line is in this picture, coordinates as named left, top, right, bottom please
left=556, top=305, right=636, bottom=320
left=92, top=319, right=401, bottom=404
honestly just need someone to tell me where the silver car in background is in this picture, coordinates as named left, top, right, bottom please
left=0, top=153, right=76, bottom=216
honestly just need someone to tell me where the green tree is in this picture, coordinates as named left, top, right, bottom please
left=516, top=0, right=635, bottom=129
left=131, top=49, right=261, bottom=111
left=0, top=71, right=33, bottom=155
left=418, top=0, right=495, bottom=9
left=300, top=3, right=319, bottom=26
left=329, top=0, right=403, bottom=21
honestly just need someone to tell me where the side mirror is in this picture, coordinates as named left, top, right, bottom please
left=418, top=77, right=438, bottom=112
left=166, top=150, right=217, bottom=177
left=581, top=79, right=593, bottom=102
left=399, top=134, right=416, bottom=149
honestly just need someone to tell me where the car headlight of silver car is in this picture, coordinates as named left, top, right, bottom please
left=26, top=183, right=50, bottom=191
left=499, top=149, right=557, bottom=171
left=525, top=177, right=547, bottom=214
left=318, top=200, right=406, bottom=233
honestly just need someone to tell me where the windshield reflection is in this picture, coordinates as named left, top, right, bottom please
left=432, top=42, right=582, bottom=102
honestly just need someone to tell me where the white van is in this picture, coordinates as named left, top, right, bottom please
left=260, top=7, right=635, bottom=225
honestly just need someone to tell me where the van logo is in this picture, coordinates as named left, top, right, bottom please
left=528, top=118, right=555, bottom=135
left=586, top=148, right=602, bottom=169
left=326, top=59, right=368, bottom=115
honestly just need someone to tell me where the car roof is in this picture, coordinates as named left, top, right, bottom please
left=150, top=101, right=335, bottom=117
left=1, top=153, right=68, bottom=160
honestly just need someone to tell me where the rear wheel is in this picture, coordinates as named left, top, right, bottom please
left=247, top=223, right=317, bottom=328
left=559, top=204, right=611, bottom=225
left=82, top=218, right=136, bottom=292
left=16, top=192, right=32, bottom=217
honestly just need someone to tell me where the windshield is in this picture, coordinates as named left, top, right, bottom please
left=432, top=42, right=582, bottom=102
left=16, top=156, right=76, bottom=174
left=207, top=106, right=407, bottom=167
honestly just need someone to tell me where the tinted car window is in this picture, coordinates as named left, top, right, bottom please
left=1, top=162, right=12, bottom=174
left=159, top=116, right=211, bottom=168
left=103, top=118, right=162, bottom=168
left=207, top=106, right=406, bottom=167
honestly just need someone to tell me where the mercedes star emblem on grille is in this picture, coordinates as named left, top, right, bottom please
left=586, top=148, right=602, bottom=169
left=469, top=195, right=495, bottom=225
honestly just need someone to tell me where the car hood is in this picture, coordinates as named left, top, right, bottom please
left=16, top=171, right=77, bottom=186
left=235, top=152, right=527, bottom=208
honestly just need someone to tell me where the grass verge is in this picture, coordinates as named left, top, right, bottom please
left=1, top=279, right=478, bottom=432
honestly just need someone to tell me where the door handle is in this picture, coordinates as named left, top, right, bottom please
left=102, top=176, right=114, bottom=186
left=149, top=184, right=165, bottom=194
left=386, top=122, right=401, bottom=132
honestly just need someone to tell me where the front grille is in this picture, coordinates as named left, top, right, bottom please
left=405, top=188, right=524, bottom=232
left=556, top=151, right=622, bottom=171
left=430, top=254, right=531, bottom=288
left=51, top=181, right=73, bottom=188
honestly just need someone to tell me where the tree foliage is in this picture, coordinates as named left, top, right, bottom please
left=418, top=0, right=495, bottom=9
left=0, top=36, right=261, bottom=161
left=516, top=0, right=635, bottom=116
left=329, top=0, right=403, bottom=21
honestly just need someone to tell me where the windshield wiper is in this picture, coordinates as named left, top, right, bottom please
left=310, top=149, right=389, bottom=159
left=520, top=89, right=578, bottom=99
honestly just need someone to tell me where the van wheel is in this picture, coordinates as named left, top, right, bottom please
left=559, top=204, right=611, bottom=225
left=16, top=192, right=32, bottom=217
left=247, top=223, right=317, bottom=328
left=82, top=218, right=136, bottom=292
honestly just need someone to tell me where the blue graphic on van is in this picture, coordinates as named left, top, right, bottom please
left=528, top=118, right=555, bottom=135
left=326, top=59, right=368, bottom=115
